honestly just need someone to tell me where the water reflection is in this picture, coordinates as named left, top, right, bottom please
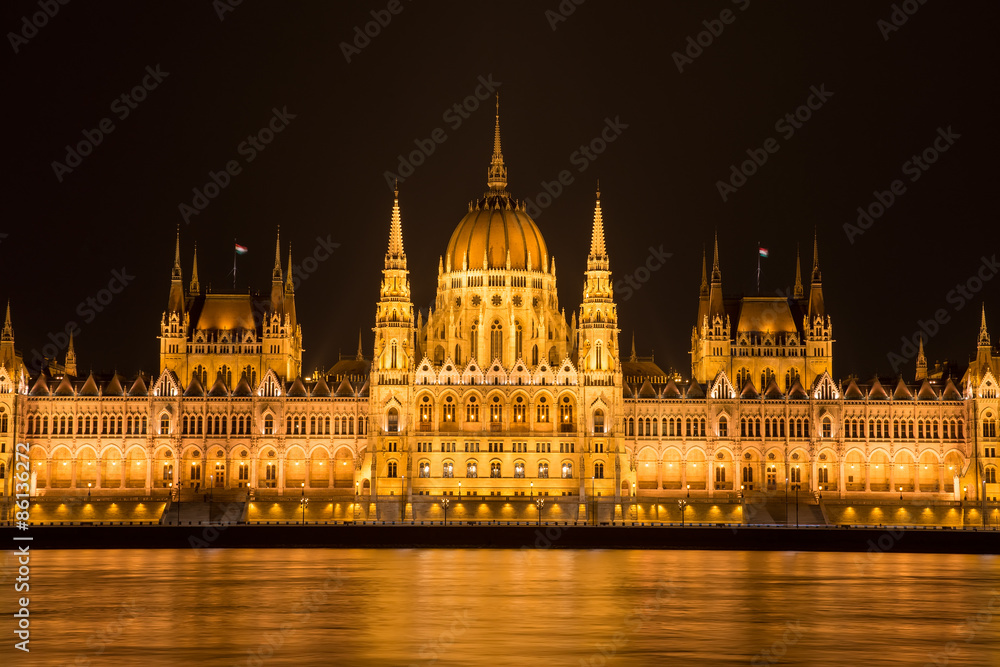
left=24, top=549, right=1000, bottom=666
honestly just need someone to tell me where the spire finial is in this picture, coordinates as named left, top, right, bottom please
left=356, top=328, right=364, bottom=360
left=285, top=243, right=294, bottom=292
left=487, top=93, right=508, bottom=191
left=811, top=228, right=821, bottom=282
left=711, top=232, right=722, bottom=283
left=793, top=244, right=803, bottom=298
left=630, top=332, right=637, bottom=362
left=2, top=300, right=12, bottom=342
left=172, top=225, right=182, bottom=281
left=189, top=243, right=200, bottom=295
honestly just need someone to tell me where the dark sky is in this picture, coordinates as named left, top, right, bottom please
left=4, top=0, right=998, bottom=381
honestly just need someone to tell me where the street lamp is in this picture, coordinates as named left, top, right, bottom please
left=899, top=486, right=903, bottom=501
left=632, top=482, right=636, bottom=522
left=441, top=497, right=450, bottom=525
left=678, top=499, right=687, bottom=527
left=355, top=480, right=359, bottom=522
left=87, top=482, right=91, bottom=499
left=592, top=476, right=596, bottom=526
left=686, top=484, right=690, bottom=498
left=535, top=497, right=544, bottom=526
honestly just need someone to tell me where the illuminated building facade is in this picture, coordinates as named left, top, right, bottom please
left=1, top=112, right=998, bottom=518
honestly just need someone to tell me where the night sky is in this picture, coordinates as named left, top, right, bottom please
left=5, top=0, right=998, bottom=381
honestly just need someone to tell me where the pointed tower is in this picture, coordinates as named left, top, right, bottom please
left=577, top=185, right=620, bottom=379
left=0, top=301, right=15, bottom=371
left=188, top=244, right=200, bottom=296
left=915, top=337, right=928, bottom=381
left=696, top=246, right=710, bottom=333
left=373, top=184, right=415, bottom=381
left=804, top=230, right=833, bottom=383
left=64, top=331, right=78, bottom=377
left=976, top=304, right=993, bottom=372
left=356, top=328, right=364, bottom=361
left=486, top=94, right=507, bottom=192
left=270, top=228, right=284, bottom=314
left=160, top=228, right=189, bottom=375
left=692, top=233, right=731, bottom=382
left=284, top=244, right=297, bottom=329
left=793, top=244, right=804, bottom=299
left=167, top=227, right=184, bottom=315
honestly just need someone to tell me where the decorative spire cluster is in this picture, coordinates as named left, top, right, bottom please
left=272, top=227, right=283, bottom=282
left=980, top=304, right=991, bottom=347
left=2, top=301, right=13, bottom=342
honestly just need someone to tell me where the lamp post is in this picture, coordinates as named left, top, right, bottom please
left=87, top=482, right=91, bottom=499
left=632, top=482, right=636, bottom=522
left=795, top=482, right=799, bottom=528
left=592, top=476, right=596, bottom=526
left=354, top=480, right=359, bottom=522
left=209, top=474, right=214, bottom=523
left=784, top=477, right=789, bottom=528
left=535, top=497, right=544, bottom=526
left=442, top=497, right=449, bottom=525
left=678, top=499, right=687, bottom=527
left=300, top=482, right=308, bottom=524
left=686, top=484, right=690, bottom=498
left=899, top=486, right=903, bottom=501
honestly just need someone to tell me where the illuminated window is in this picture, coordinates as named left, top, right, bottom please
left=387, top=408, right=399, bottom=433
left=514, top=462, right=525, bottom=478
left=466, top=397, right=480, bottom=422
left=387, top=461, right=398, bottom=478
left=538, top=462, right=549, bottom=478
left=419, top=461, right=430, bottom=478
left=490, top=461, right=501, bottom=478
left=159, top=415, right=170, bottom=435
left=442, top=461, right=454, bottom=478
left=562, top=462, right=573, bottom=479
left=718, top=416, right=728, bottom=438
left=263, top=415, right=274, bottom=435
left=594, top=409, right=605, bottom=434
left=466, top=461, right=477, bottom=478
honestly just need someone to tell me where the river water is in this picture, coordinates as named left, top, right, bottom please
left=7, top=548, right=1000, bottom=666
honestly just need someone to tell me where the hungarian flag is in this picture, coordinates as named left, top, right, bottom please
left=235, top=243, right=248, bottom=255
left=758, top=247, right=769, bottom=258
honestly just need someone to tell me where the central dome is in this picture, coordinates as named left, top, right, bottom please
left=446, top=194, right=548, bottom=272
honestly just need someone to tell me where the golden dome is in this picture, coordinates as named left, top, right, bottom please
left=446, top=198, right=547, bottom=272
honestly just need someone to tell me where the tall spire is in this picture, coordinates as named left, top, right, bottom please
left=356, top=328, right=364, bottom=360
left=387, top=182, right=405, bottom=261
left=630, top=332, right=637, bottom=362
left=711, top=232, right=722, bottom=283
left=2, top=301, right=12, bottom=342
left=285, top=244, right=294, bottom=293
left=486, top=94, right=508, bottom=191
left=189, top=244, right=200, bottom=295
left=915, top=336, right=927, bottom=381
left=793, top=244, right=803, bottom=298
left=587, top=184, right=608, bottom=270
left=65, top=330, right=77, bottom=376
left=272, top=227, right=283, bottom=281
left=172, top=225, right=182, bottom=281
left=811, top=228, right=821, bottom=282
left=980, top=304, right=991, bottom=347
left=699, top=245, right=708, bottom=296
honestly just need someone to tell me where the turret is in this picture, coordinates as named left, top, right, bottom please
left=188, top=244, right=200, bottom=296
left=915, top=337, right=927, bottom=381
left=793, top=244, right=803, bottom=299
left=577, top=186, right=619, bottom=376
left=65, top=331, right=77, bottom=377
left=167, top=227, right=184, bottom=315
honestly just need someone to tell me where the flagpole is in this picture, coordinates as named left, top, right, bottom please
left=756, top=241, right=761, bottom=295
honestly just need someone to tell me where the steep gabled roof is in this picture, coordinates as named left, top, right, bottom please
left=79, top=373, right=99, bottom=397
left=286, top=376, right=308, bottom=397
left=184, top=373, right=205, bottom=397
left=942, top=379, right=962, bottom=400
left=917, top=378, right=938, bottom=400
left=357, top=379, right=369, bottom=397
left=53, top=375, right=75, bottom=397
left=623, top=383, right=634, bottom=399
left=844, top=379, right=863, bottom=400
left=29, top=373, right=51, bottom=396
left=233, top=374, right=253, bottom=397
left=868, top=378, right=888, bottom=400
left=740, top=379, right=759, bottom=400
left=334, top=377, right=354, bottom=397
left=686, top=382, right=705, bottom=399
left=769, top=378, right=790, bottom=399
left=638, top=379, right=657, bottom=398
left=892, top=378, right=912, bottom=400
left=311, top=375, right=331, bottom=397
left=663, top=379, right=681, bottom=399
left=104, top=374, right=125, bottom=396
left=129, top=375, right=148, bottom=397
left=208, top=375, right=230, bottom=397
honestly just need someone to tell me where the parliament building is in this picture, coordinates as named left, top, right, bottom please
left=2, top=110, right=998, bottom=523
